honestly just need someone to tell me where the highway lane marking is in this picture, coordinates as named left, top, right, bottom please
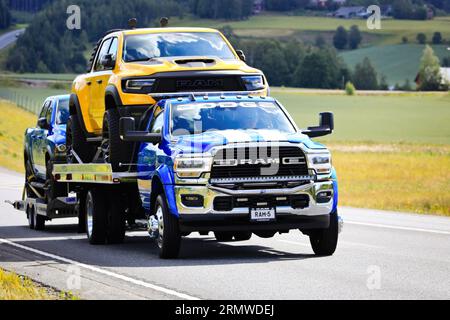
left=0, top=237, right=200, bottom=300
left=5, top=235, right=87, bottom=242
left=345, top=220, right=450, bottom=235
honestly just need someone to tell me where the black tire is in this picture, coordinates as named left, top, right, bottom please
left=77, top=191, right=87, bottom=233
left=234, top=231, right=252, bottom=241
left=309, top=210, right=339, bottom=256
left=24, top=157, right=34, bottom=197
left=27, top=205, right=35, bottom=229
left=67, top=115, right=96, bottom=163
left=45, top=159, right=65, bottom=204
left=33, top=205, right=45, bottom=231
left=85, top=189, right=108, bottom=245
left=102, top=108, right=133, bottom=172
left=106, top=189, right=126, bottom=244
left=155, top=194, right=181, bottom=259
left=214, top=231, right=234, bottom=242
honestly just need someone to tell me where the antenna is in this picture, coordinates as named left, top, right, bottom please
left=160, top=17, right=169, bottom=27
left=128, top=18, right=137, bottom=29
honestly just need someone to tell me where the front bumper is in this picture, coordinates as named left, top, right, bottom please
left=175, top=180, right=334, bottom=232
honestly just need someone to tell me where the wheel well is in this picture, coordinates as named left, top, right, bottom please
left=150, top=176, right=164, bottom=214
left=105, top=94, right=116, bottom=111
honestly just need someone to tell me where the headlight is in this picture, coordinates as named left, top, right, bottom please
left=123, top=79, right=155, bottom=93
left=174, top=156, right=213, bottom=178
left=55, top=144, right=66, bottom=153
left=306, top=152, right=331, bottom=175
left=241, top=75, right=265, bottom=91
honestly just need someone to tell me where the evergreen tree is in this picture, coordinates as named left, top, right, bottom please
left=0, top=0, right=12, bottom=29
left=432, top=32, right=442, bottom=44
left=348, top=25, right=362, bottom=50
left=333, top=26, right=348, bottom=50
left=416, top=33, right=427, bottom=44
left=353, top=57, right=379, bottom=90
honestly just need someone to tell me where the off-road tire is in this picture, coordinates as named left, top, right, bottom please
left=214, top=231, right=234, bottom=242
left=106, top=189, right=126, bottom=244
left=309, top=209, right=339, bottom=256
left=45, top=160, right=65, bottom=204
left=27, top=205, right=35, bottom=229
left=102, top=109, right=133, bottom=172
left=67, top=115, right=96, bottom=163
left=85, top=189, right=108, bottom=245
left=33, top=205, right=45, bottom=230
left=155, top=194, right=181, bottom=259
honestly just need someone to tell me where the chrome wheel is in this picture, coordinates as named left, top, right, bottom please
left=86, top=193, right=94, bottom=238
left=156, top=205, right=164, bottom=249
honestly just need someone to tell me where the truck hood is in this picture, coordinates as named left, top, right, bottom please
left=172, top=129, right=326, bottom=154
left=118, top=56, right=261, bottom=76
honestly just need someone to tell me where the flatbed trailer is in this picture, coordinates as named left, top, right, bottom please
left=8, top=163, right=148, bottom=234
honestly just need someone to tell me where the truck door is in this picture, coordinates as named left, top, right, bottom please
left=31, top=99, right=51, bottom=178
left=89, top=37, right=116, bottom=133
left=137, top=106, right=164, bottom=210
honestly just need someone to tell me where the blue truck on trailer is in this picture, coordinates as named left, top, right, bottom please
left=12, top=93, right=342, bottom=259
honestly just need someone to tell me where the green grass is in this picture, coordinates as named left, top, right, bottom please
left=272, top=90, right=450, bottom=144
left=0, top=86, right=69, bottom=114
left=340, top=44, right=450, bottom=86
left=1, top=73, right=76, bottom=81
left=171, top=14, right=450, bottom=44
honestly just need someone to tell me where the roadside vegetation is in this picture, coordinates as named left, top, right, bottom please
left=0, top=99, right=35, bottom=172
left=0, top=268, right=77, bottom=300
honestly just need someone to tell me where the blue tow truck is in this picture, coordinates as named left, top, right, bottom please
left=11, top=93, right=342, bottom=259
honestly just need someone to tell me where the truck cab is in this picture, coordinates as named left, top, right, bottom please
left=119, top=94, right=341, bottom=258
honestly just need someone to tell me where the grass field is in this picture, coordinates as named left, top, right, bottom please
left=0, top=268, right=76, bottom=300
left=0, top=99, right=36, bottom=171
left=340, top=44, right=450, bottom=86
left=171, top=14, right=450, bottom=44
left=273, top=90, right=450, bottom=144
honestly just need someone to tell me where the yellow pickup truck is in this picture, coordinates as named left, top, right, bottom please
left=68, top=26, right=269, bottom=171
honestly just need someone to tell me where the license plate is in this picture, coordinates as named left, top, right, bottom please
left=250, top=207, right=276, bottom=221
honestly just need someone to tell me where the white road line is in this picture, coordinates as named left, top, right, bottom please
left=0, top=237, right=200, bottom=300
left=345, top=220, right=450, bottom=235
left=5, top=235, right=87, bottom=242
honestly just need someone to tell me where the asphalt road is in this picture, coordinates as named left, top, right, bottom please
left=0, top=167, right=449, bottom=300
left=0, top=29, right=25, bottom=51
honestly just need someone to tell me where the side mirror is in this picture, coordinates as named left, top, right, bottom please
left=119, top=117, right=162, bottom=144
left=302, top=112, right=334, bottom=138
left=236, top=50, right=246, bottom=62
left=37, top=117, right=50, bottom=130
left=100, top=53, right=115, bottom=69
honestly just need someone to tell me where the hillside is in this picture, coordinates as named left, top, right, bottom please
left=340, top=44, right=450, bottom=86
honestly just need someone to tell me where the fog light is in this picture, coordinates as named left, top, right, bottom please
left=317, top=191, right=332, bottom=203
left=56, top=144, right=66, bottom=153
left=181, top=194, right=204, bottom=207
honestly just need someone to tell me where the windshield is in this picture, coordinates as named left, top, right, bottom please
left=171, top=101, right=297, bottom=136
left=56, top=98, right=69, bottom=125
left=123, top=32, right=236, bottom=62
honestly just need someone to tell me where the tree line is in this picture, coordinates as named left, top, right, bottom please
left=0, top=0, right=11, bottom=29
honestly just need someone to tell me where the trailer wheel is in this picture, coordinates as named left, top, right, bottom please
left=155, top=194, right=181, bottom=259
left=27, top=205, right=35, bottom=229
left=309, top=209, right=339, bottom=256
left=106, top=190, right=126, bottom=244
left=102, top=108, right=133, bottom=172
left=214, top=232, right=234, bottom=242
left=67, top=115, right=96, bottom=163
left=85, top=189, right=107, bottom=244
left=234, top=231, right=252, bottom=241
left=33, top=206, right=45, bottom=231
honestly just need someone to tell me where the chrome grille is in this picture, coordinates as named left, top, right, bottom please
left=210, top=146, right=308, bottom=179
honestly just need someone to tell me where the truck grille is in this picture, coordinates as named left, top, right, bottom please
left=153, top=76, right=245, bottom=92
left=210, top=146, right=308, bottom=179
